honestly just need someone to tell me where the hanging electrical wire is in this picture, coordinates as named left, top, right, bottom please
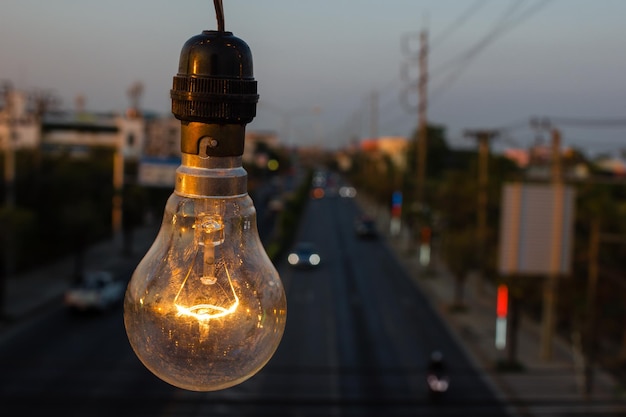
left=213, top=0, right=225, bottom=31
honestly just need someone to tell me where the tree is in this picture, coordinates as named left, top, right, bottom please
left=440, top=227, right=477, bottom=309
left=434, top=169, right=479, bottom=308
left=29, top=88, right=61, bottom=118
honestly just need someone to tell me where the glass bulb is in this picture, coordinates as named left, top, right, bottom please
left=124, top=156, right=287, bottom=391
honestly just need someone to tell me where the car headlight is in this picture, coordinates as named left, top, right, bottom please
left=288, top=254, right=299, bottom=265
left=309, top=254, right=321, bottom=265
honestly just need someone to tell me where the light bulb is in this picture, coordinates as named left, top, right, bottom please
left=124, top=155, right=286, bottom=391
left=124, top=28, right=286, bottom=391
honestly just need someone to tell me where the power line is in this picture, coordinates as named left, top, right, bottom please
left=377, top=79, right=404, bottom=109
left=495, top=118, right=534, bottom=133
left=538, top=116, right=626, bottom=128
left=430, top=0, right=489, bottom=48
left=430, top=0, right=555, bottom=104
left=430, top=0, right=526, bottom=76
left=378, top=102, right=414, bottom=135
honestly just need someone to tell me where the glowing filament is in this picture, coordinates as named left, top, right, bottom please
left=173, top=215, right=239, bottom=321
left=175, top=267, right=239, bottom=320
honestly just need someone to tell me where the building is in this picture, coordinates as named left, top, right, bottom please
left=244, top=130, right=280, bottom=166
left=360, top=136, right=409, bottom=170
left=143, top=116, right=180, bottom=159
left=375, top=136, right=409, bottom=171
left=0, top=87, right=147, bottom=161
left=0, top=89, right=40, bottom=151
left=41, top=110, right=145, bottom=160
left=503, top=145, right=589, bottom=181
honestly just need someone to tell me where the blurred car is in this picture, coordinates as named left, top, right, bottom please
left=339, top=186, right=357, bottom=198
left=312, top=171, right=327, bottom=188
left=311, top=187, right=325, bottom=199
left=268, top=198, right=284, bottom=212
left=355, top=216, right=377, bottom=238
left=287, top=242, right=321, bottom=268
left=64, top=270, right=125, bottom=312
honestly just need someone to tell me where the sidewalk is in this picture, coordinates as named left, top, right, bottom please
left=359, top=195, right=626, bottom=417
left=1, top=225, right=159, bottom=322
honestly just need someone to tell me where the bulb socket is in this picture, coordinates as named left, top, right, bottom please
left=172, top=30, right=259, bottom=157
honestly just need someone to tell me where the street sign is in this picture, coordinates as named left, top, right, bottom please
left=391, top=191, right=402, bottom=217
left=138, top=157, right=180, bottom=188
left=390, top=191, right=402, bottom=237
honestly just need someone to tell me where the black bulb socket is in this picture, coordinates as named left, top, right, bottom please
left=171, top=30, right=258, bottom=157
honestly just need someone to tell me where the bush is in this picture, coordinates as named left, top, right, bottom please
left=0, top=207, right=38, bottom=273
left=265, top=170, right=312, bottom=262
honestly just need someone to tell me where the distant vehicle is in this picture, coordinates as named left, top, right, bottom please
left=311, top=187, right=325, bottom=199
left=355, top=216, right=377, bottom=238
left=268, top=198, right=284, bottom=212
left=64, top=271, right=125, bottom=312
left=426, top=350, right=450, bottom=400
left=312, top=171, right=327, bottom=188
left=287, top=242, right=321, bottom=268
left=339, top=186, right=357, bottom=198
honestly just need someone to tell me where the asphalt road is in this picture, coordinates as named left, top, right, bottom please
left=0, top=187, right=507, bottom=416
left=247, top=191, right=508, bottom=416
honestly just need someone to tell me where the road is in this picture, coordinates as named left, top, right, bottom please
left=0, top=186, right=507, bottom=416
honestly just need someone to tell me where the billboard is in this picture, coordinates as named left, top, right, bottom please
left=498, top=183, right=575, bottom=276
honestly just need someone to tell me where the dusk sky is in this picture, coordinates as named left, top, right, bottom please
left=2, top=0, right=626, bottom=156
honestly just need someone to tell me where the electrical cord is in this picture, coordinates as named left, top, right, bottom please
left=213, top=0, right=225, bottom=32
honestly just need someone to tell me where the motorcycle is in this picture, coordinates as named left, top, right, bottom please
left=426, top=351, right=450, bottom=399
left=426, top=372, right=450, bottom=394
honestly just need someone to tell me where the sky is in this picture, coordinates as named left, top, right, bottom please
left=2, top=0, right=626, bottom=157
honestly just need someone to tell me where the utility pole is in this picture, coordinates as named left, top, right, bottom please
left=400, top=28, right=428, bottom=247
left=112, top=146, right=124, bottom=244
left=464, top=129, right=499, bottom=291
left=541, top=127, right=563, bottom=360
left=584, top=219, right=600, bottom=397
left=370, top=90, right=378, bottom=140
left=416, top=30, right=428, bottom=207
left=583, top=221, right=626, bottom=395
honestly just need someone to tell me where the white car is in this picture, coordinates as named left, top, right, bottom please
left=287, top=242, right=321, bottom=268
left=64, top=271, right=125, bottom=312
left=339, top=186, right=357, bottom=198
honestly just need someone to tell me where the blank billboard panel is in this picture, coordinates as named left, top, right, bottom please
left=498, top=183, right=575, bottom=276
